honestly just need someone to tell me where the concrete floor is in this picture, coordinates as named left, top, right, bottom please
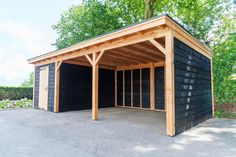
left=0, top=108, right=235, bottom=157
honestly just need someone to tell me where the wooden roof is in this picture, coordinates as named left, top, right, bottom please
left=28, top=14, right=212, bottom=65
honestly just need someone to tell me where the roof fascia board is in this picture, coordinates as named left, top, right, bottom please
left=28, top=17, right=166, bottom=64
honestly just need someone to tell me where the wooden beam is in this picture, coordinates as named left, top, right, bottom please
left=165, top=31, right=175, bottom=136
left=165, top=18, right=212, bottom=58
left=63, top=59, right=116, bottom=70
left=149, top=39, right=167, bottom=55
left=95, top=50, right=105, bottom=64
left=134, top=43, right=165, bottom=59
left=121, top=46, right=161, bottom=62
left=28, top=19, right=167, bottom=63
left=56, top=60, right=63, bottom=71
left=109, top=49, right=149, bottom=63
left=116, top=61, right=164, bottom=70
left=150, top=63, right=155, bottom=110
left=104, top=53, right=141, bottom=64
left=85, top=54, right=93, bottom=65
left=31, top=30, right=169, bottom=65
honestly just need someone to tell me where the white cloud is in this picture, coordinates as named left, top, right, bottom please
left=0, top=21, right=56, bottom=86
left=0, top=21, right=55, bottom=56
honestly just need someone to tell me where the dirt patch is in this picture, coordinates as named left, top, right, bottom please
left=216, top=103, right=236, bottom=112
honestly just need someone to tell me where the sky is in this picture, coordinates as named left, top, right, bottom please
left=0, top=0, right=82, bottom=86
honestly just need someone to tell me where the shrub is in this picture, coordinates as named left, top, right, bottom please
left=0, top=99, right=32, bottom=109
left=0, top=86, right=33, bottom=101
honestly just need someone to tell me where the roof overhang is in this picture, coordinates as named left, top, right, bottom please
left=28, top=14, right=212, bottom=64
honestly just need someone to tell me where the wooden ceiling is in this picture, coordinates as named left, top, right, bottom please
left=66, top=37, right=166, bottom=69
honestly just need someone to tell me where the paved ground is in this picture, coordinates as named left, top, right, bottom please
left=0, top=108, right=235, bottom=157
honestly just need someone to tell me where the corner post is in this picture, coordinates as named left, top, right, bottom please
left=115, top=69, right=117, bottom=107
left=54, top=60, right=62, bottom=112
left=165, top=31, right=175, bottom=136
left=211, top=59, right=214, bottom=117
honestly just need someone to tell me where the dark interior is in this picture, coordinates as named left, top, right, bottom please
left=59, top=63, right=115, bottom=112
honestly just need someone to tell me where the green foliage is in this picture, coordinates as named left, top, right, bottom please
left=0, top=99, right=32, bottom=109
left=21, top=72, right=34, bottom=87
left=213, top=34, right=236, bottom=104
left=52, top=0, right=124, bottom=49
left=215, top=110, right=224, bottom=118
left=52, top=0, right=236, bottom=104
left=0, top=87, right=33, bottom=101
left=215, top=109, right=236, bottom=119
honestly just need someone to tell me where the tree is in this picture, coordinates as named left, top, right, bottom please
left=52, top=0, right=124, bottom=49
left=52, top=0, right=236, bottom=103
left=144, top=0, right=155, bottom=19
left=213, top=34, right=236, bottom=103
left=21, top=72, right=34, bottom=87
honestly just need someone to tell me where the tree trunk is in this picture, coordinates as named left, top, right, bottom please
left=144, top=0, right=155, bottom=19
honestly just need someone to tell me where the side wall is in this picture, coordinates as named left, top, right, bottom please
left=59, top=63, right=114, bottom=112
left=174, top=38, right=212, bottom=134
left=34, top=63, right=55, bottom=111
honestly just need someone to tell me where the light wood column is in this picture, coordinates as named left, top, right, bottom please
left=150, top=63, right=155, bottom=110
left=92, top=62, right=99, bottom=120
left=54, top=60, right=62, bottom=112
left=115, top=70, right=117, bottom=107
left=211, top=59, right=214, bottom=117
left=85, top=51, right=106, bottom=120
left=165, top=31, right=175, bottom=136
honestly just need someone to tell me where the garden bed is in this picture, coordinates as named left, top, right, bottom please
left=215, top=103, right=236, bottom=119
left=0, top=99, right=32, bottom=110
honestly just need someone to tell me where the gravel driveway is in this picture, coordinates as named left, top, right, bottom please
left=0, top=108, right=235, bottom=157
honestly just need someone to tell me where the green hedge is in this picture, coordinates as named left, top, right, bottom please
left=0, top=87, right=33, bottom=101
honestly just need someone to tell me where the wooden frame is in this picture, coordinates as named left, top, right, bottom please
left=29, top=15, right=213, bottom=137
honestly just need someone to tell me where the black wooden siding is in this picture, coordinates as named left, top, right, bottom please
left=155, top=67, right=165, bottom=110
left=34, top=63, right=55, bottom=111
left=133, top=69, right=140, bottom=107
left=142, top=68, right=150, bottom=108
left=174, top=38, right=212, bottom=135
left=117, top=71, right=123, bottom=106
left=99, top=68, right=115, bottom=108
left=59, top=63, right=114, bottom=112
left=125, top=70, right=131, bottom=106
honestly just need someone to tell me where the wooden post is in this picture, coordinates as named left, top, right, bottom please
left=92, top=61, right=99, bottom=120
left=150, top=63, right=155, bottom=110
left=115, top=70, right=117, bottom=107
left=165, top=31, right=175, bottom=136
left=32, top=65, right=36, bottom=108
left=211, top=59, right=214, bottom=117
left=86, top=51, right=106, bottom=120
left=140, top=68, right=142, bottom=108
left=123, top=70, right=125, bottom=107
left=131, top=69, right=133, bottom=107
left=54, top=60, right=62, bottom=112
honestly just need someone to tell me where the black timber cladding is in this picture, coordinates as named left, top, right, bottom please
left=117, top=71, right=123, bottom=106
left=34, top=63, right=55, bottom=111
left=125, top=70, right=131, bottom=106
left=133, top=69, right=140, bottom=107
left=142, top=68, right=150, bottom=108
left=155, top=67, right=165, bottom=110
left=59, top=63, right=114, bottom=112
left=174, top=38, right=212, bottom=135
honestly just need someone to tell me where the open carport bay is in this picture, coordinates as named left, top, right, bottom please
left=0, top=108, right=235, bottom=157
